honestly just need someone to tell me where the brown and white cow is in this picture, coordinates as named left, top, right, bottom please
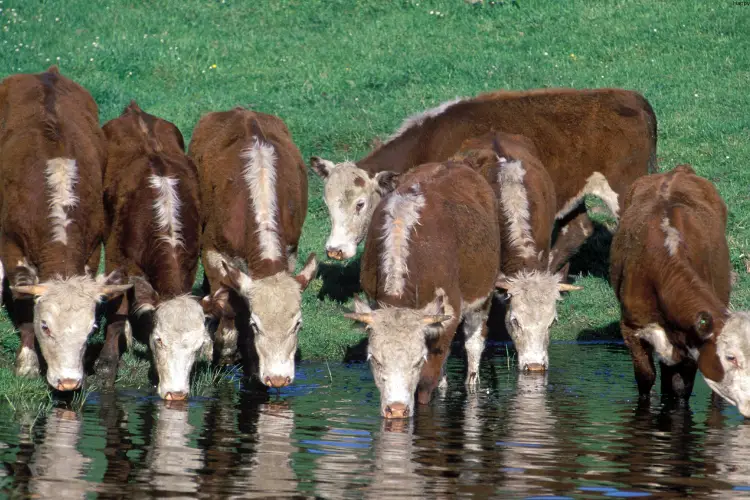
left=0, top=66, right=130, bottom=391
left=101, top=101, right=210, bottom=400
left=311, top=88, right=656, bottom=268
left=454, top=132, right=582, bottom=372
left=611, top=164, right=750, bottom=416
left=345, top=161, right=500, bottom=418
left=190, top=107, right=317, bottom=388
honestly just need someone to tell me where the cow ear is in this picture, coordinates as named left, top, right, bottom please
left=695, top=311, right=714, bottom=340
left=201, top=286, right=230, bottom=319
left=98, top=268, right=132, bottom=299
left=132, top=277, right=158, bottom=315
left=492, top=135, right=516, bottom=162
left=309, top=157, right=336, bottom=179
left=220, top=261, right=252, bottom=294
left=352, top=295, right=372, bottom=314
left=374, top=171, right=400, bottom=196
left=294, top=253, right=318, bottom=290
left=495, top=273, right=511, bottom=293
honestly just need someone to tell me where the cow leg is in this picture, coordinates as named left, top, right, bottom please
left=96, top=293, right=129, bottom=386
left=417, top=318, right=459, bottom=405
left=622, top=321, right=656, bottom=397
left=548, top=207, right=594, bottom=272
left=464, top=301, right=491, bottom=389
left=0, top=258, right=4, bottom=308
left=660, top=360, right=698, bottom=400
left=15, top=306, right=39, bottom=379
left=202, top=248, right=240, bottom=364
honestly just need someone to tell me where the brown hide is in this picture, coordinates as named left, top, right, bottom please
left=102, top=101, right=201, bottom=301
left=358, top=88, right=656, bottom=216
left=453, top=132, right=556, bottom=275
left=0, top=66, right=106, bottom=282
left=360, top=161, right=500, bottom=400
left=189, top=107, right=307, bottom=280
left=610, top=164, right=730, bottom=392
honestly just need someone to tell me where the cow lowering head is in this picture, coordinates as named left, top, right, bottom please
left=205, top=254, right=317, bottom=388
left=699, top=312, right=750, bottom=418
left=309, top=157, right=399, bottom=260
left=134, top=283, right=212, bottom=400
left=11, top=272, right=131, bottom=391
left=344, top=289, right=454, bottom=419
left=495, top=269, right=581, bottom=372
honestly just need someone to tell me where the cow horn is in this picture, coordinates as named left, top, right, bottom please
left=344, top=312, right=374, bottom=325
left=11, top=285, right=48, bottom=297
left=422, top=314, right=452, bottom=325
left=99, top=284, right=134, bottom=295
left=558, top=283, right=583, bottom=292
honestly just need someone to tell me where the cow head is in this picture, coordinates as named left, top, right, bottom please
left=11, top=271, right=132, bottom=391
left=699, top=312, right=750, bottom=418
left=205, top=254, right=317, bottom=388
left=309, top=157, right=399, bottom=260
left=495, top=269, right=581, bottom=372
left=134, top=284, right=212, bottom=401
left=344, top=289, right=454, bottom=418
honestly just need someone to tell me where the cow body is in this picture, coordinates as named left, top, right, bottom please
left=455, top=132, right=580, bottom=371
left=101, top=102, right=209, bottom=399
left=611, top=165, right=750, bottom=415
left=311, top=88, right=656, bottom=268
left=346, top=162, right=500, bottom=417
left=190, top=107, right=317, bottom=388
left=0, top=67, right=127, bottom=391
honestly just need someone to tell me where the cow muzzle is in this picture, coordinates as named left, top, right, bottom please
left=164, top=391, right=188, bottom=401
left=383, top=402, right=410, bottom=419
left=523, top=363, right=547, bottom=373
left=265, top=375, right=292, bottom=388
left=326, top=248, right=345, bottom=260
left=56, top=378, right=82, bottom=391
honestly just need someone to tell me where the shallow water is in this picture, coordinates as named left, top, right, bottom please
left=1, top=342, right=749, bottom=499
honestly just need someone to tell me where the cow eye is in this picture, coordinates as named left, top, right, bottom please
left=41, top=321, right=51, bottom=335
left=726, top=354, right=737, bottom=363
left=154, top=336, right=164, bottom=348
left=355, top=200, right=366, bottom=213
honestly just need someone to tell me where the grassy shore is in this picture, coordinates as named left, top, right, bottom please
left=1, top=0, right=749, bottom=402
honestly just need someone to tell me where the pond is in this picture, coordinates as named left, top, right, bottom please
left=1, top=342, right=748, bottom=499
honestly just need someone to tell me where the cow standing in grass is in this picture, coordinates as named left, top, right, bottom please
left=611, top=164, right=750, bottom=415
left=345, top=161, right=500, bottom=418
left=0, top=66, right=130, bottom=391
left=311, top=88, right=656, bottom=270
left=455, top=132, right=582, bottom=372
left=190, top=108, right=317, bottom=388
left=101, top=102, right=210, bottom=400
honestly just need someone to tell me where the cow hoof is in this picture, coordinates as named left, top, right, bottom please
left=15, top=347, right=40, bottom=378
left=465, top=372, right=480, bottom=390
left=94, top=357, right=118, bottom=386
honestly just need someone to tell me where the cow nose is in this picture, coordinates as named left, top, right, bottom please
left=56, top=378, right=82, bottom=391
left=523, top=363, right=547, bottom=373
left=326, top=247, right=344, bottom=260
left=384, top=402, right=409, bottom=419
left=265, top=375, right=292, bottom=388
left=165, top=391, right=187, bottom=401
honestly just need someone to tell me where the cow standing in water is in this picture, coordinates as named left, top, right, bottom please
left=191, top=108, right=317, bottom=389
left=0, top=66, right=130, bottom=391
left=454, top=132, right=582, bottom=372
left=311, top=88, right=656, bottom=269
left=101, top=102, right=210, bottom=399
left=345, top=161, right=500, bottom=418
left=611, top=164, right=750, bottom=415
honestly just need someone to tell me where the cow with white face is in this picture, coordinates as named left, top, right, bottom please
left=346, top=161, right=500, bottom=418
left=310, top=158, right=398, bottom=261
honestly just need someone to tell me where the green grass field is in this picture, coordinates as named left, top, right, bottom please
left=1, top=0, right=749, bottom=403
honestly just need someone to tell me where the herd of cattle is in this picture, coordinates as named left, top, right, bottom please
left=1, top=66, right=749, bottom=420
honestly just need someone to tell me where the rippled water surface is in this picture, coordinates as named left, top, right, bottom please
left=2, top=342, right=750, bottom=498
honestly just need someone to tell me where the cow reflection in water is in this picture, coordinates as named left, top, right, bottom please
left=703, top=400, right=750, bottom=497
left=139, top=401, right=202, bottom=496
left=364, top=420, right=426, bottom=499
left=28, top=408, right=92, bottom=499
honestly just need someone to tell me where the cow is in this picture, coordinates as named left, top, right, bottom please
left=0, top=66, right=130, bottom=391
left=345, top=161, right=500, bottom=418
left=610, top=164, right=750, bottom=416
left=453, top=132, right=582, bottom=372
left=310, top=88, right=656, bottom=270
left=100, top=101, right=210, bottom=400
left=190, top=107, right=317, bottom=389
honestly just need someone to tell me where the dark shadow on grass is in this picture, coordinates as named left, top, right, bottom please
left=566, top=223, right=614, bottom=281
left=316, top=259, right=361, bottom=303
left=576, top=321, right=622, bottom=342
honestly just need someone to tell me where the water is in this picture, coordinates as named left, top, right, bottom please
left=1, top=342, right=749, bottom=499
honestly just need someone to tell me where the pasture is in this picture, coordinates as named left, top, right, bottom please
left=0, top=0, right=749, bottom=405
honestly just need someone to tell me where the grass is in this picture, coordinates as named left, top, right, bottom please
left=0, top=0, right=749, bottom=403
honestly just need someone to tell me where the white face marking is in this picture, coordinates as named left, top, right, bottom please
left=45, top=158, right=78, bottom=245
left=149, top=175, right=184, bottom=249
left=241, top=136, right=281, bottom=261
left=703, top=312, right=750, bottom=418
left=555, top=172, right=619, bottom=221
left=636, top=323, right=679, bottom=366
left=661, top=217, right=681, bottom=256
left=380, top=185, right=426, bottom=297
left=498, top=158, right=536, bottom=259
left=386, top=97, right=465, bottom=143
left=501, top=271, right=562, bottom=371
left=149, top=296, right=210, bottom=399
